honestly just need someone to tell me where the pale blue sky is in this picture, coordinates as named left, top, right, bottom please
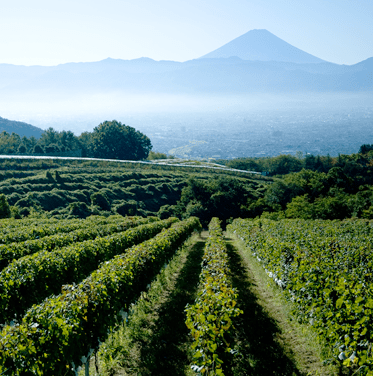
left=1, top=0, right=372, bottom=66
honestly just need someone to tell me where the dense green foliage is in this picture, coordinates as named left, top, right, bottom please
left=0, top=120, right=152, bottom=160
left=0, top=168, right=188, bottom=218
left=90, top=120, right=152, bottom=160
left=0, top=215, right=118, bottom=245
left=2, top=141, right=373, bottom=222
left=0, top=216, right=155, bottom=270
left=0, top=194, right=10, bottom=219
left=0, top=217, right=176, bottom=323
left=175, top=176, right=260, bottom=227
left=185, top=218, right=242, bottom=375
left=0, top=158, right=264, bottom=224
left=218, top=147, right=373, bottom=176
left=251, top=166, right=373, bottom=220
left=229, top=218, right=373, bottom=374
left=0, top=217, right=201, bottom=375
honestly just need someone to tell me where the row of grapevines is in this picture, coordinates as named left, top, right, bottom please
left=0, top=214, right=129, bottom=245
left=185, top=218, right=242, bottom=376
left=0, top=216, right=201, bottom=375
left=228, top=218, right=373, bottom=374
left=0, top=216, right=158, bottom=270
left=0, top=217, right=177, bottom=324
left=0, top=216, right=58, bottom=231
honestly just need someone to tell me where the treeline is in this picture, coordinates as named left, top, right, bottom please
left=219, top=144, right=373, bottom=176
left=241, top=144, right=373, bottom=220
left=172, top=145, right=373, bottom=223
left=0, top=120, right=152, bottom=160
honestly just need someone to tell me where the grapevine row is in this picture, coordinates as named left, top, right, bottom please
left=185, top=218, right=242, bottom=376
left=0, top=214, right=129, bottom=245
left=229, top=218, right=373, bottom=374
left=0, top=217, right=177, bottom=323
left=0, top=216, right=158, bottom=270
left=0, top=216, right=201, bottom=375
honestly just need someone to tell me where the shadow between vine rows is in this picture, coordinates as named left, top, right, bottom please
left=134, top=234, right=206, bottom=376
left=225, top=240, right=303, bottom=376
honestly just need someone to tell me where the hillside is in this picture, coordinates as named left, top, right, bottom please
left=0, top=116, right=43, bottom=138
left=0, top=157, right=371, bottom=375
left=0, top=157, right=266, bottom=221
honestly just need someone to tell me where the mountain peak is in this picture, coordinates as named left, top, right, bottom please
left=200, top=29, right=326, bottom=64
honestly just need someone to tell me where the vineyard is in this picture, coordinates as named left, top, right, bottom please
left=0, top=159, right=264, bottom=220
left=0, top=215, right=201, bottom=374
left=4, top=212, right=370, bottom=375
left=1, top=159, right=373, bottom=375
left=228, top=218, right=373, bottom=375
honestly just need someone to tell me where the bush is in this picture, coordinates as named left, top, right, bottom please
left=0, top=194, right=11, bottom=218
left=91, top=191, right=111, bottom=211
left=10, top=205, right=21, bottom=219
left=115, top=200, right=137, bottom=216
left=157, top=204, right=175, bottom=219
left=68, top=202, right=91, bottom=218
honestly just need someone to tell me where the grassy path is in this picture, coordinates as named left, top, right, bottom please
left=86, top=230, right=335, bottom=375
left=226, top=233, right=337, bottom=376
left=87, top=232, right=206, bottom=376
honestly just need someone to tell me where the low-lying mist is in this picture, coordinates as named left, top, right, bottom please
left=0, top=91, right=372, bottom=158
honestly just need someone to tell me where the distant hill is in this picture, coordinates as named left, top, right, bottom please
left=0, top=117, right=43, bottom=138
left=200, top=29, right=326, bottom=64
left=0, top=30, right=372, bottom=97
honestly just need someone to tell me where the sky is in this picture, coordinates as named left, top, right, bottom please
left=1, top=0, right=372, bottom=66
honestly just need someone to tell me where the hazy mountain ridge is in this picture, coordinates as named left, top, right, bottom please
left=0, top=30, right=372, bottom=99
left=1, top=56, right=372, bottom=96
left=0, top=117, right=43, bottom=138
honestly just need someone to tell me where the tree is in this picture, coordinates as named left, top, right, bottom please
left=77, top=131, right=93, bottom=157
left=91, top=120, right=152, bottom=160
left=59, top=130, right=77, bottom=151
left=17, top=144, right=27, bottom=154
left=45, top=143, right=60, bottom=154
left=359, top=144, right=373, bottom=154
left=0, top=131, right=21, bottom=154
left=285, top=195, right=314, bottom=219
left=270, top=154, right=303, bottom=175
left=39, top=127, right=59, bottom=146
left=176, top=177, right=250, bottom=227
left=32, top=144, right=44, bottom=154
left=147, top=151, right=168, bottom=160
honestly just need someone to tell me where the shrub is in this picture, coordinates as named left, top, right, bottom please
left=91, top=191, right=111, bottom=211
left=115, top=200, right=137, bottom=216
left=68, top=202, right=91, bottom=218
left=0, top=194, right=11, bottom=218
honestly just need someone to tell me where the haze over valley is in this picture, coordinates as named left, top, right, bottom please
left=1, top=29, right=372, bottom=159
